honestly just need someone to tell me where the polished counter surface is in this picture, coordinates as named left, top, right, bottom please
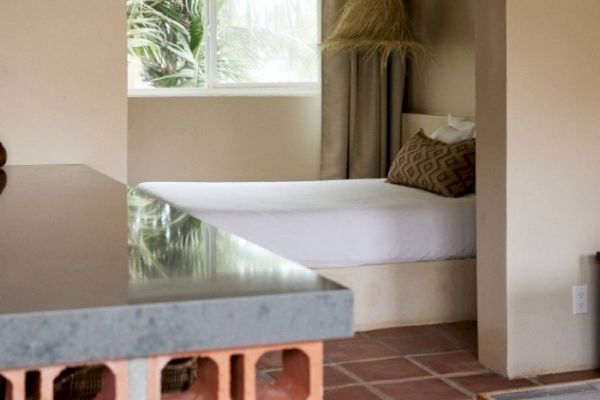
left=0, top=166, right=352, bottom=369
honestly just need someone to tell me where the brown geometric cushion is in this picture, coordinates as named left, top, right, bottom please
left=386, top=130, right=476, bottom=198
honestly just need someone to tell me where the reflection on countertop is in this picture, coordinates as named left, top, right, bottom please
left=0, top=165, right=345, bottom=314
left=128, top=188, right=340, bottom=303
left=0, top=165, right=129, bottom=314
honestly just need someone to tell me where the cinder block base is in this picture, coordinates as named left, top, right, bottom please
left=0, top=341, right=323, bottom=400
left=0, top=361, right=128, bottom=400
left=148, top=341, right=322, bottom=400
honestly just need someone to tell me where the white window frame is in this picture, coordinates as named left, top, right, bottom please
left=129, top=0, right=322, bottom=97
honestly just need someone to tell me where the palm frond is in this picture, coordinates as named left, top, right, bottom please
left=127, top=0, right=207, bottom=87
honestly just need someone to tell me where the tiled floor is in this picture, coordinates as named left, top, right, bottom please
left=257, top=321, right=600, bottom=399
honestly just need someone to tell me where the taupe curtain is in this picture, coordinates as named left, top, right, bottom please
left=321, top=0, right=406, bottom=180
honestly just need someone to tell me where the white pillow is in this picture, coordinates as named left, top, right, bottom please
left=448, top=114, right=476, bottom=137
left=428, top=114, right=476, bottom=145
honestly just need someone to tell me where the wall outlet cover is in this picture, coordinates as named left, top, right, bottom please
left=573, top=285, right=588, bottom=315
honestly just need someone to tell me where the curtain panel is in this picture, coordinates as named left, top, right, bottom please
left=321, top=0, right=407, bottom=180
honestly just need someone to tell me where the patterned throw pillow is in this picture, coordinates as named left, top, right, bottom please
left=387, top=130, right=476, bottom=198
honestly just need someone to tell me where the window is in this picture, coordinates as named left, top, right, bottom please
left=127, top=0, right=320, bottom=94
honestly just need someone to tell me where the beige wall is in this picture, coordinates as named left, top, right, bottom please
left=407, top=0, right=475, bottom=117
left=475, top=0, right=508, bottom=376
left=506, top=0, right=600, bottom=377
left=0, top=0, right=127, bottom=182
left=128, top=97, right=321, bottom=185
left=478, top=0, right=600, bottom=377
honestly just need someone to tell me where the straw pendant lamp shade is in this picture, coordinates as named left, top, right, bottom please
left=322, top=0, right=420, bottom=66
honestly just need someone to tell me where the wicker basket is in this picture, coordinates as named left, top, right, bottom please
left=53, top=366, right=104, bottom=400
left=161, top=358, right=198, bottom=393
left=49, top=359, right=198, bottom=399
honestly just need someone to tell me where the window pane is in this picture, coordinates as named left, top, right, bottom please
left=127, top=0, right=207, bottom=89
left=216, top=0, right=319, bottom=84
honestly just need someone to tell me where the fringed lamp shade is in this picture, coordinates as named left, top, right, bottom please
left=322, top=0, right=420, bottom=64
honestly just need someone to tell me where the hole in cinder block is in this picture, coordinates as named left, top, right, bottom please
left=160, top=357, right=218, bottom=400
left=0, top=374, right=12, bottom=400
left=230, top=355, right=244, bottom=400
left=25, top=371, right=41, bottom=400
left=256, top=349, right=310, bottom=400
left=53, top=365, right=115, bottom=400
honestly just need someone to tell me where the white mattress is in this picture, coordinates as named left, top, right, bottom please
left=138, top=179, right=476, bottom=268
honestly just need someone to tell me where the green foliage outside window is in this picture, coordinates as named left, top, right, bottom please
left=127, top=0, right=208, bottom=87
left=127, top=0, right=319, bottom=89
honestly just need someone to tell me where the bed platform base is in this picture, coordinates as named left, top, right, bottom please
left=315, top=259, right=476, bottom=331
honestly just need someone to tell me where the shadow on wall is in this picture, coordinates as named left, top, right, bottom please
left=406, top=0, right=475, bottom=117
left=585, top=254, right=600, bottom=367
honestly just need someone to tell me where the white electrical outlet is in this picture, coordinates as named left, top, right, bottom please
left=573, top=285, right=588, bottom=314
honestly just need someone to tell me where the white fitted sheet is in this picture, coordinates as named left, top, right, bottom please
left=138, top=179, right=476, bottom=268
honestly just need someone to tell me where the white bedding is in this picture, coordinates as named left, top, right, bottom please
left=138, top=179, right=476, bottom=268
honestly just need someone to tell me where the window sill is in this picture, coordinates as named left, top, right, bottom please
left=128, top=86, right=321, bottom=98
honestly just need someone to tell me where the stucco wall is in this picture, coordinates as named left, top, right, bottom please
left=0, top=0, right=127, bottom=182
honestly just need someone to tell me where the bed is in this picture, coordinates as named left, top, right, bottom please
left=139, top=179, right=475, bottom=268
left=138, top=114, right=477, bottom=331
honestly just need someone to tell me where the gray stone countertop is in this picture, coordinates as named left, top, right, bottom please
left=0, top=165, right=353, bottom=370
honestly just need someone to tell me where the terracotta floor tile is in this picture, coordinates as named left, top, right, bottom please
left=451, top=372, right=535, bottom=394
left=324, top=366, right=355, bottom=388
left=537, top=369, right=600, bottom=385
left=376, top=378, right=469, bottom=400
left=413, top=351, right=484, bottom=375
left=367, top=325, right=433, bottom=339
left=342, top=357, right=429, bottom=382
left=432, top=321, right=477, bottom=333
left=379, top=332, right=460, bottom=356
left=268, top=366, right=356, bottom=388
left=325, top=337, right=398, bottom=363
left=324, top=385, right=382, bottom=400
left=432, top=321, right=478, bottom=349
left=324, top=322, right=600, bottom=399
